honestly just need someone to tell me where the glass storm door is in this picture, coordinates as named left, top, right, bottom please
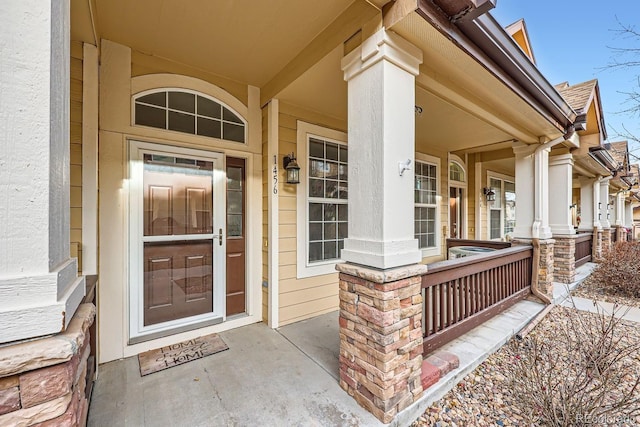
left=130, top=142, right=225, bottom=340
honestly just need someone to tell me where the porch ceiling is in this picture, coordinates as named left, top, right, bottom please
left=72, top=0, right=376, bottom=88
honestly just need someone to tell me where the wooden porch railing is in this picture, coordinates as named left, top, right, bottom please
left=421, top=245, right=533, bottom=354
left=611, top=229, right=617, bottom=244
left=575, top=233, right=593, bottom=267
left=445, top=238, right=511, bottom=259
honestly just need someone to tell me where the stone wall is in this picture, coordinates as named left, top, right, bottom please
left=553, top=237, right=575, bottom=284
left=0, top=304, right=95, bottom=426
left=337, top=263, right=426, bottom=423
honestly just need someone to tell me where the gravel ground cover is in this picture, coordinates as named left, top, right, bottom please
left=412, top=304, right=640, bottom=427
left=572, top=278, right=640, bottom=308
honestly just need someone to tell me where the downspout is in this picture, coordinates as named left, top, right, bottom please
left=530, top=237, right=551, bottom=304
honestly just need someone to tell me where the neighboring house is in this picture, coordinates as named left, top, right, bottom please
left=1, top=0, right=639, bottom=424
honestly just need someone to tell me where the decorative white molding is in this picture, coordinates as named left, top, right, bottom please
left=549, top=154, right=576, bottom=236
left=267, top=100, right=279, bottom=328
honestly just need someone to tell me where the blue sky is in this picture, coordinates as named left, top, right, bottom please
left=491, top=0, right=640, bottom=157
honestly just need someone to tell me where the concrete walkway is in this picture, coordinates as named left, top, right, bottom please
left=552, top=262, right=640, bottom=323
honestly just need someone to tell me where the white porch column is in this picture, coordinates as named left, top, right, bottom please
left=599, top=178, right=611, bottom=229
left=534, top=147, right=553, bottom=239
left=625, top=200, right=634, bottom=228
left=548, top=154, right=576, bottom=235
left=578, top=176, right=598, bottom=231
left=340, top=29, right=423, bottom=269
left=615, top=192, right=624, bottom=226
left=512, top=143, right=535, bottom=239
left=0, top=0, right=85, bottom=343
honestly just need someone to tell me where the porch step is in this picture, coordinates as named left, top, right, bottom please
left=421, top=351, right=460, bottom=391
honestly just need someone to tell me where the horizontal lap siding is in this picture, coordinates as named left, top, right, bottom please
left=70, top=41, right=83, bottom=272
left=277, top=104, right=344, bottom=326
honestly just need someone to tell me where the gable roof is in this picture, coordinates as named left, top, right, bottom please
left=605, top=141, right=629, bottom=167
left=505, top=19, right=536, bottom=64
left=554, top=79, right=597, bottom=114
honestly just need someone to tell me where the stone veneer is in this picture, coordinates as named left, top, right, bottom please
left=512, top=239, right=554, bottom=298
left=553, top=236, right=576, bottom=284
left=592, top=229, right=603, bottom=261
left=336, top=263, right=427, bottom=423
left=0, top=304, right=95, bottom=426
left=601, top=228, right=612, bottom=254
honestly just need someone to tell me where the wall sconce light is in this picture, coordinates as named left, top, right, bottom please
left=569, top=203, right=577, bottom=210
left=283, top=153, right=300, bottom=184
left=483, top=187, right=496, bottom=202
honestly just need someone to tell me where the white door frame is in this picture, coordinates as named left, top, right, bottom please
left=128, top=140, right=226, bottom=343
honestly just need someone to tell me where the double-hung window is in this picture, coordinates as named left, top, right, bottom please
left=296, top=122, right=348, bottom=278
left=414, top=155, right=440, bottom=257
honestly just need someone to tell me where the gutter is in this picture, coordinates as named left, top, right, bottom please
left=455, top=13, right=576, bottom=131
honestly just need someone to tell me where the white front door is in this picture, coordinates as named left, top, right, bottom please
left=129, top=141, right=226, bottom=342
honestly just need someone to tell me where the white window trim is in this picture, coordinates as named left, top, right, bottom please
left=486, top=171, right=515, bottom=240
left=296, top=121, right=347, bottom=279
left=131, top=88, right=248, bottom=144
left=416, top=153, right=441, bottom=258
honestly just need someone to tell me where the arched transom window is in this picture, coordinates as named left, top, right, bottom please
left=134, top=90, right=246, bottom=143
left=449, top=161, right=465, bottom=182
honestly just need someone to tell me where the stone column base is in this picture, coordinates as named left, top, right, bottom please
left=592, top=229, right=603, bottom=261
left=601, top=228, right=612, bottom=254
left=337, top=263, right=427, bottom=423
left=512, top=238, right=554, bottom=298
left=553, top=236, right=576, bottom=284
left=0, top=304, right=95, bottom=426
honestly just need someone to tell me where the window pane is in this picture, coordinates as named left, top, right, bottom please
left=227, top=166, right=242, bottom=190
left=168, top=111, right=195, bottom=134
left=227, top=191, right=242, bottom=215
left=136, top=103, right=166, bottom=129
left=197, top=117, right=221, bottom=139
left=338, top=205, right=348, bottom=221
left=324, top=204, right=336, bottom=221
left=223, top=122, right=245, bottom=143
left=324, top=223, right=336, bottom=240
left=309, top=160, right=325, bottom=178
left=309, top=179, right=324, bottom=197
left=168, top=91, right=195, bottom=113
left=339, top=147, right=348, bottom=163
left=309, top=203, right=323, bottom=221
left=223, top=107, right=243, bottom=124
left=490, top=178, right=502, bottom=209
left=325, top=180, right=338, bottom=199
left=227, top=214, right=242, bottom=237
left=338, top=222, right=348, bottom=239
left=339, top=164, right=348, bottom=181
left=326, top=144, right=338, bottom=161
left=138, top=92, right=166, bottom=107
left=309, top=242, right=323, bottom=262
left=338, top=182, right=348, bottom=199
left=309, top=140, right=324, bottom=158
left=197, top=96, right=221, bottom=119
left=309, top=223, right=322, bottom=241
left=323, top=241, right=337, bottom=260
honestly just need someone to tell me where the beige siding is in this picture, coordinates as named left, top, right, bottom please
left=276, top=102, right=346, bottom=326
left=70, top=41, right=83, bottom=272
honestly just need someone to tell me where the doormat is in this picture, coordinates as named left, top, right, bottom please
left=138, top=333, right=229, bottom=376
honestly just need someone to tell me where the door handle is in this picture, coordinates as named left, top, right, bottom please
left=219, top=228, right=223, bottom=246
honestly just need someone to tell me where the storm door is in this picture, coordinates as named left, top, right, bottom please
left=130, top=141, right=225, bottom=341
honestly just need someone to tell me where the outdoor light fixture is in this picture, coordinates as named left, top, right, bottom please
left=283, top=152, right=300, bottom=184
left=588, top=147, right=619, bottom=173
left=483, top=187, right=496, bottom=202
